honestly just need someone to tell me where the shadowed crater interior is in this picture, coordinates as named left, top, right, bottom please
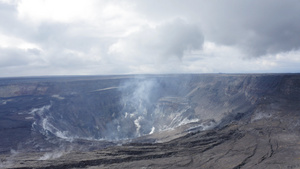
left=1, top=74, right=300, bottom=169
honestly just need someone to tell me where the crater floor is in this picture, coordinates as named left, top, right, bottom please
left=1, top=74, right=300, bottom=168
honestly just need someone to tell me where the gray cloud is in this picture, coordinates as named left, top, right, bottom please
left=157, top=19, right=203, bottom=59
left=0, top=0, right=300, bottom=77
left=0, top=1, right=108, bottom=71
left=133, top=0, right=300, bottom=57
left=109, top=19, right=203, bottom=62
left=0, top=2, right=18, bottom=32
left=0, top=47, right=42, bottom=67
left=0, top=2, right=33, bottom=41
left=201, top=0, right=300, bottom=56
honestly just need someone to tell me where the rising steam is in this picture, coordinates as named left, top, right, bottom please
left=103, top=76, right=204, bottom=140
left=103, top=77, right=159, bottom=140
left=27, top=76, right=214, bottom=142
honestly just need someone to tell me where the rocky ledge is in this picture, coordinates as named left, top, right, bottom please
left=1, top=74, right=300, bottom=168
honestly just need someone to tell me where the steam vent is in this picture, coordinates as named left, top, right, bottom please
left=1, top=74, right=300, bottom=169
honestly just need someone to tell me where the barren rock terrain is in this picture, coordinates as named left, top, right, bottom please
left=1, top=74, right=300, bottom=168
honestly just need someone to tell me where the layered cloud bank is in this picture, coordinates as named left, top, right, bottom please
left=0, top=0, right=300, bottom=76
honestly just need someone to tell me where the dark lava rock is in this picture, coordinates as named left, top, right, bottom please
left=1, top=74, right=300, bottom=168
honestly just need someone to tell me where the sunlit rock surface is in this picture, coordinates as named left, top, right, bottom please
left=1, top=74, right=300, bottom=168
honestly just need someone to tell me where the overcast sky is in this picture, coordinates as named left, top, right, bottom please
left=0, top=0, right=300, bottom=77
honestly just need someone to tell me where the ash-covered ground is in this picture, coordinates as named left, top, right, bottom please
left=1, top=74, right=300, bottom=168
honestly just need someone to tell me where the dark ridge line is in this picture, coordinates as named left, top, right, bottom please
left=14, top=152, right=176, bottom=169
left=232, top=145, right=258, bottom=169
